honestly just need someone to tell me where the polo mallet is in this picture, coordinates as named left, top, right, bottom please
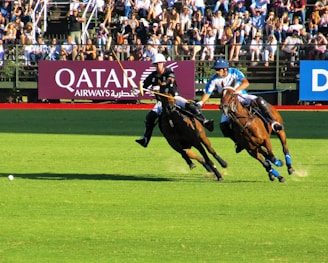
left=111, top=47, right=136, bottom=90
left=138, top=81, right=191, bottom=104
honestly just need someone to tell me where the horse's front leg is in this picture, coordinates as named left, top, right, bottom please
left=260, top=138, right=284, bottom=168
left=276, top=130, right=295, bottom=175
left=192, top=143, right=224, bottom=181
left=248, top=149, right=286, bottom=183
left=180, top=150, right=196, bottom=170
left=165, top=138, right=196, bottom=170
left=184, top=148, right=212, bottom=172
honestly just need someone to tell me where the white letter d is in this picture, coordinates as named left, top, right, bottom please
left=312, top=69, right=328, bottom=92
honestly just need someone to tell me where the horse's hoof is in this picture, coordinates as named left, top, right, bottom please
left=278, top=176, right=286, bottom=183
left=268, top=168, right=280, bottom=181
left=268, top=174, right=276, bottom=181
left=220, top=161, right=228, bottom=168
left=189, top=163, right=196, bottom=170
left=214, top=154, right=228, bottom=168
left=288, top=167, right=295, bottom=175
left=217, top=176, right=224, bottom=182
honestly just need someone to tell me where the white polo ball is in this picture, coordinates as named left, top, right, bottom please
left=8, top=175, right=14, bottom=181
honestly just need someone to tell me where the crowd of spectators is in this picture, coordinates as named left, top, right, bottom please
left=1, top=0, right=328, bottom=67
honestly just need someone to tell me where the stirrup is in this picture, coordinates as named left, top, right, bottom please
left=271, top=121, right=283, bottom=132
left=204, top=119, right=214, bottom=132
left=135, top=137, right=148, bottom=148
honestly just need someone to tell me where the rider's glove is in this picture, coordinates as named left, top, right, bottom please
left=196, top=101, right=203, bottom=108
left=152, top=85, right=160, bottom=91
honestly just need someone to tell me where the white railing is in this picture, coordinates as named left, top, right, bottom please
left=81, top=0, right=98, bottom=44
left=32, top=0, right=48, bottom=42
left=31, top=0, right=98, bottom=44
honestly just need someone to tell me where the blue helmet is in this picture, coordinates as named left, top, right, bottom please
left=212, top=58, right=229, bottom=69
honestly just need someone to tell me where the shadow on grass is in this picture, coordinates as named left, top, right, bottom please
left=1, top=173, right=267, bottom=183
left=1, top=173, right=174, bottom=181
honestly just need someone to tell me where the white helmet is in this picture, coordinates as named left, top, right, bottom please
left=152, top=53, right=166, bottom=64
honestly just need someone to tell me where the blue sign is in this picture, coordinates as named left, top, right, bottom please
left=300, top=61, right=328, bottom=101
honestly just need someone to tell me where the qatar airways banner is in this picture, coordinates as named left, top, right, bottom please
left=38, top=60, right=195, bottom=100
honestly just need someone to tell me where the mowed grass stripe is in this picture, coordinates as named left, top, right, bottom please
left=0, top=110, right=327, bottom=262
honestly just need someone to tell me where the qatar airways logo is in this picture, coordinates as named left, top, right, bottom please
left=55, top=68, right=138, bottom=93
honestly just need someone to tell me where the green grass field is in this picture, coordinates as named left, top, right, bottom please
left=0, top=109, right=327, bottom=263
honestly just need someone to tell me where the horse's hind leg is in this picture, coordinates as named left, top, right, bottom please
left=276, top=130, right=295, bottom=175
left=271, top=108, right=295, bottom=175
left=198, top=128, right=228, bottom=168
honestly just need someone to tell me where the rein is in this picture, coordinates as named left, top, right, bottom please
left=226, top=93, right=252, bottom=121
left=224, top=92, right=259, bottom=148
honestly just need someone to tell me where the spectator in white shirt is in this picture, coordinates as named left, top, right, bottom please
left=135, top=0, right=151, bottom=19
left=61, top=35, right=78, bottom=60
left=211, top=10, right=225, bottom=41
left=263, top=33, right=277, bottom=66
left=287, top=16, right=303, bottom=35
left=193, top=0, right=205, bottom=16
left=30, top=35, right=48, bottom=64
left=179, top=5, right=193, bottom=35
left=281, top=29, right=303, bottom=66
left=249, top=31, right=263, bottom=63
left=200, top=27, right=216, bottom=61
left=142, top=41, right=158, bottom=61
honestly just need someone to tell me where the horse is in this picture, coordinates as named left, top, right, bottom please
left=158, top=95, right=227, bottom=181
left=220, top=87, right=295, bottom=182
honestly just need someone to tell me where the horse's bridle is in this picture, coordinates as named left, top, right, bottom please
left=222, top=89, right=260, bottom=148
left=222, top=89, right=245, bottom=119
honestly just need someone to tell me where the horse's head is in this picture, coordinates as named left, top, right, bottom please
left=221, top=87, right=238, bottom=115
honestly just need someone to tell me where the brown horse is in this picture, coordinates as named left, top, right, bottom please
left=221, top=87, right=295, bottom=182
left=158, top=95, right=227, bottom=181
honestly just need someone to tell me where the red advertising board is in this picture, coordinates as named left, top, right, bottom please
left=38, top=60, right=195, bottom=100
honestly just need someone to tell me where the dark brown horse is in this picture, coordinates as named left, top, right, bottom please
left=159, top=95, right=227, bottom=181
left=221, top=87, right=295, bottom=182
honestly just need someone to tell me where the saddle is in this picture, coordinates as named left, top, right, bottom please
left=245, top=102, right=274, bottom=132
left=170, top=105, right=198, bottom=130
